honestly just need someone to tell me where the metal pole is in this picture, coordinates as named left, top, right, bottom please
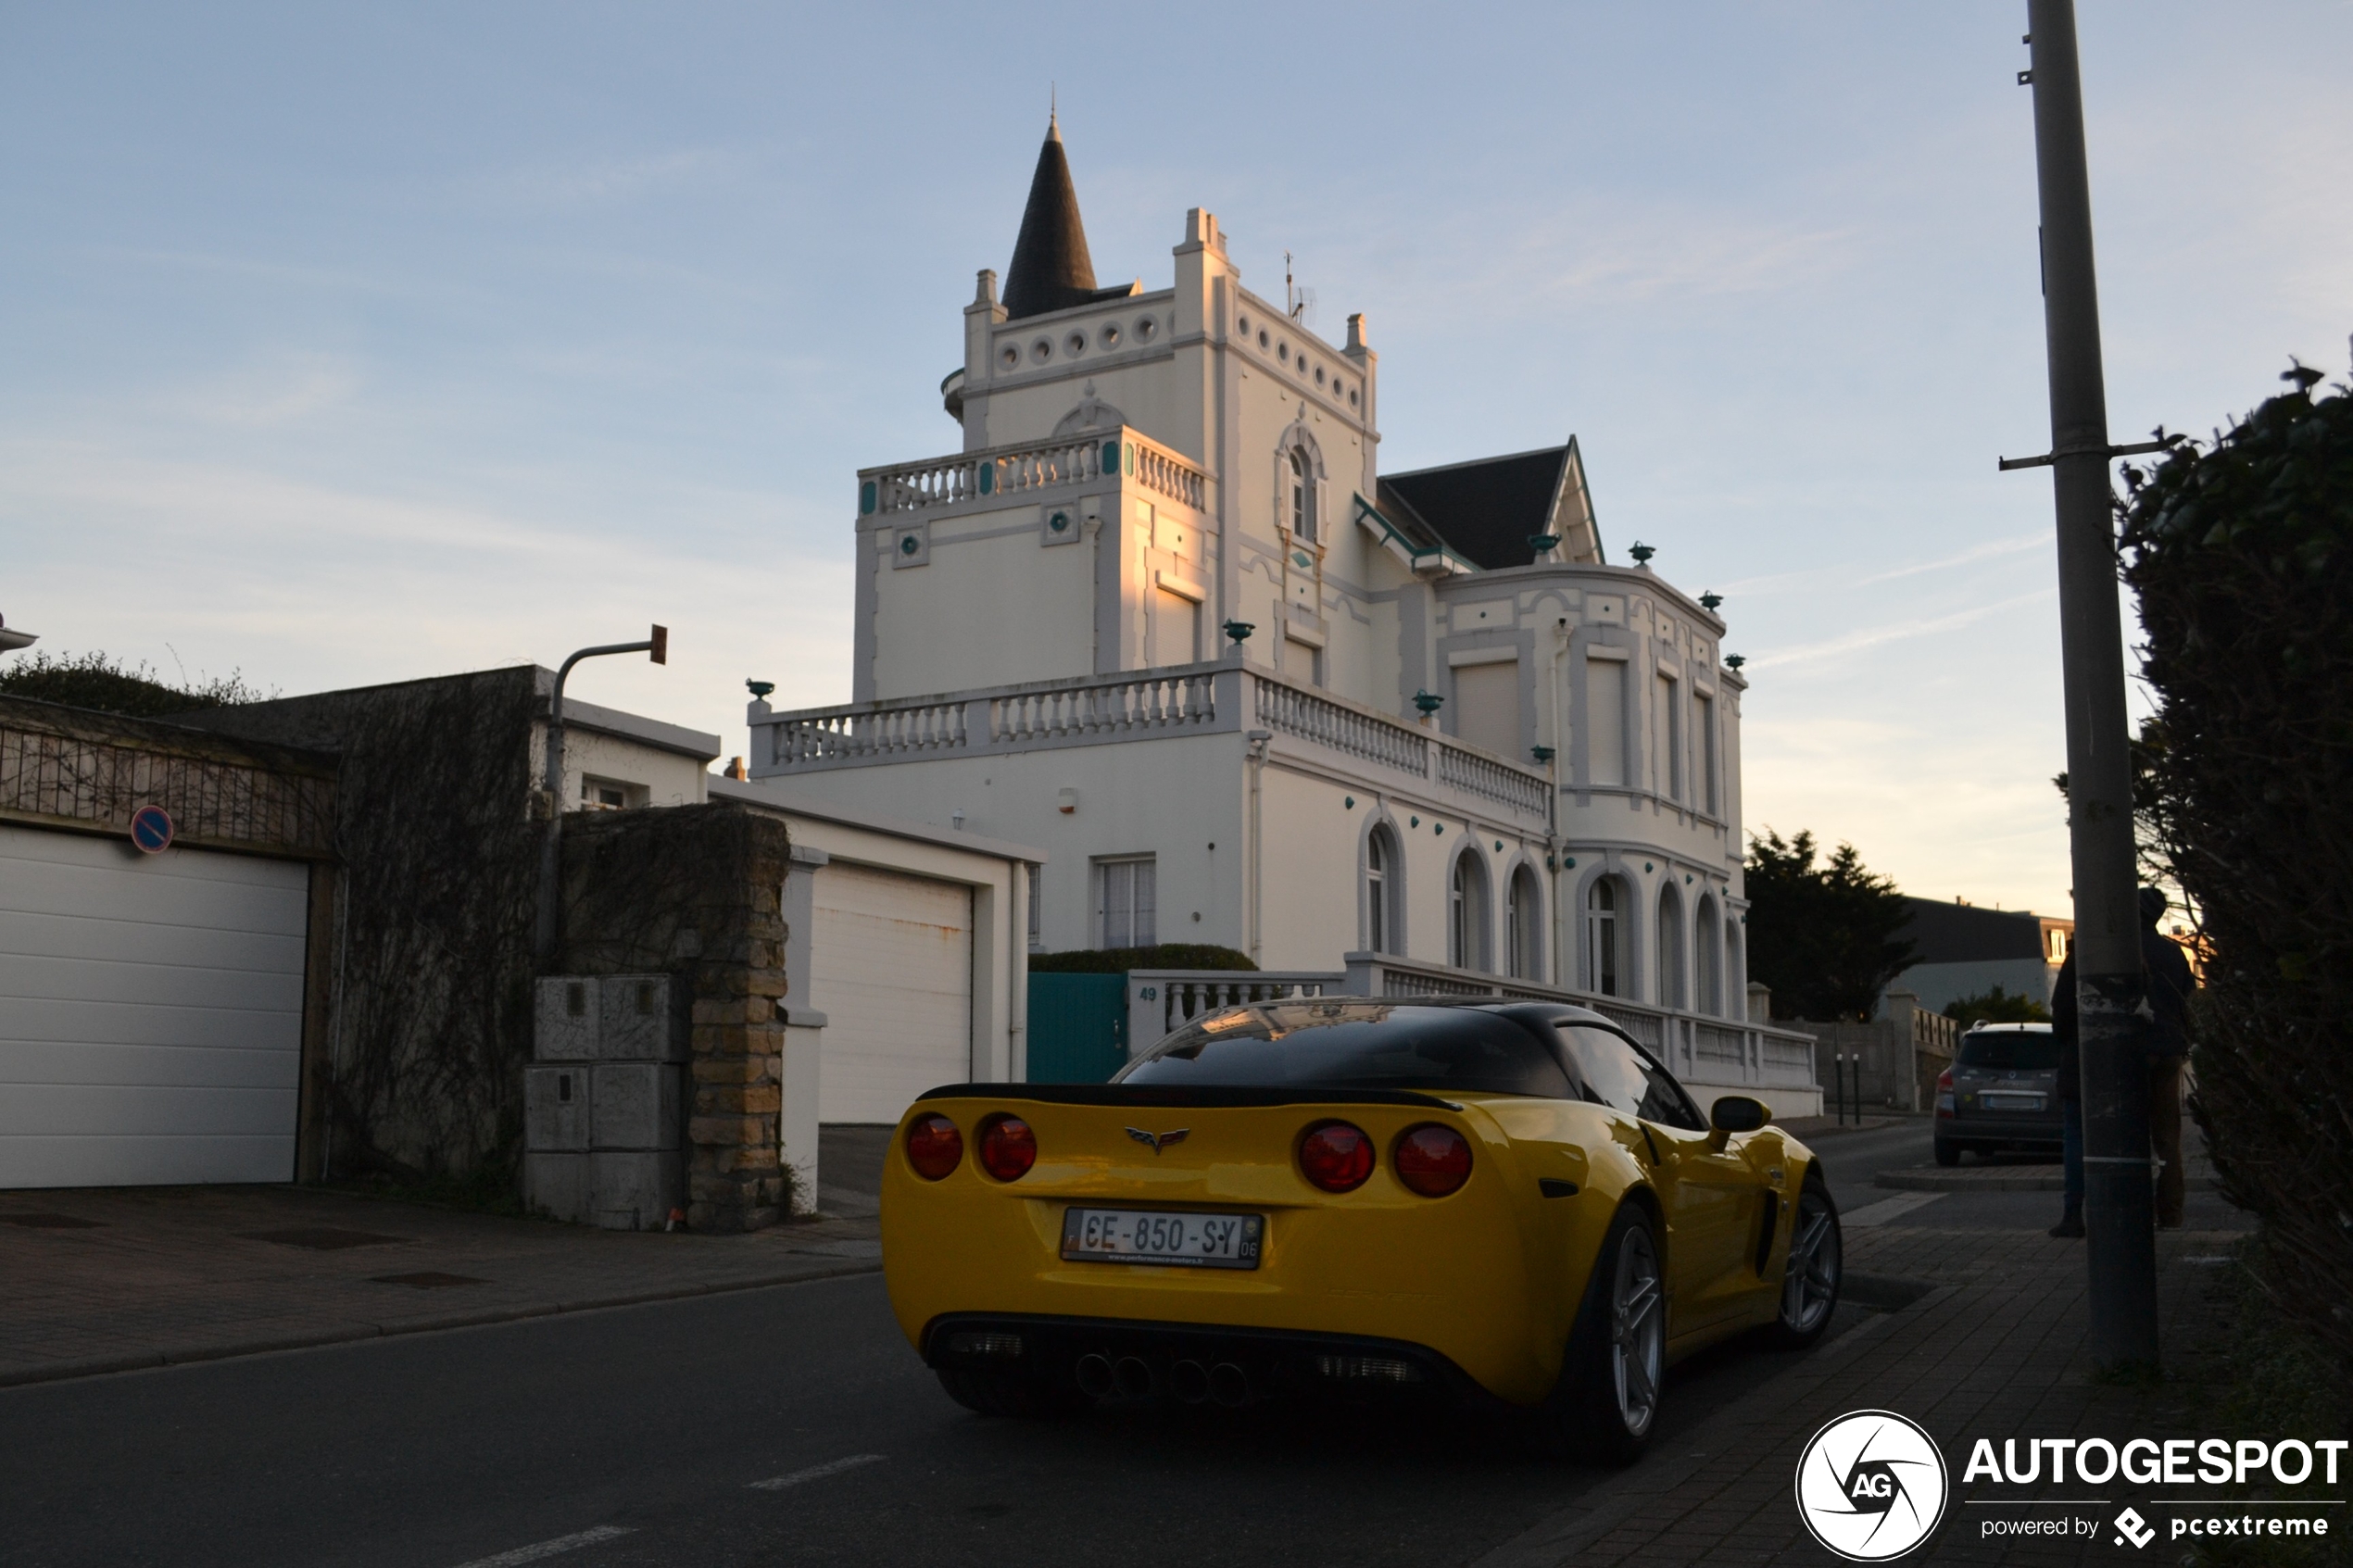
left=2024, top=0, right=2158, bottom=1370
left=535, top=626, right=669, bottom=967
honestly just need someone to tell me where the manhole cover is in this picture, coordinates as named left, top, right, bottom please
left=1, top=1213, right=105, bottom=1229
left=238, top=1227, right=407, bottom=1250
left=371, top=1272, right=487, bottom=1289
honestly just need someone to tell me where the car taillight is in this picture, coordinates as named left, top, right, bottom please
left=1299, top=1121, right=1374, bottom=1193
left=906, top=1113, right=963, bottom=1179
left=1393, top=1124, right=1473, bottom=1197
left=978, top=1115, right=1037, bottom=1182
left=1934, top=1069, right=1956, bottom=1119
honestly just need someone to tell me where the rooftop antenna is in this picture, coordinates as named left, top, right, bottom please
left=1285, top=251, right=1315, bottom=325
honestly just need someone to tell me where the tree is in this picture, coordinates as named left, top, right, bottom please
left=2119, top=358, right=2353, bottom=1392
left=1743, top=829, right=1918, bottom=1021
left=1943, top=986, right=2051, bottom=1027
left=0, top=649, right=265, bottom=717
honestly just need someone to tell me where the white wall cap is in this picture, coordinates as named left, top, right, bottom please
left=711, top=774, right=1047, bottom=865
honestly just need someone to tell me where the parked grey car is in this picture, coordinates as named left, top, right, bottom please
left=1933, top=1022, right=2062, bottom=1166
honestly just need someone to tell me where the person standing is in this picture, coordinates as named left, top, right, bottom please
left=2049, top=885, right=2196, bottom=1238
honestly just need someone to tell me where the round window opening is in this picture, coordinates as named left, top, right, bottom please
left=1031, top=338, right=1052, bottom=362
left=1000, top=345, right=1019, bottom=368
left=1065, top=332, right=1087, bottom=357
left=1236, top=314, right=1249, bottom=333
left=1136, top=317, right=1157, bottom=341
left=1350, top=388, right=1360, bottom=407
left=1315, top=366, right=1326, bottom=385
left=900, top=534, right=920, bottom=556
left=1278, top=343, right=1290, bottom=363
left=1258, top=329, right=1270, bottom=348
left=1100, top=323, right=1121, bottom=348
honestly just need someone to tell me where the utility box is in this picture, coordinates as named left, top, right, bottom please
left=531, top=974, right=686, bottom=1229
left=524, top=1066, right=591, bottom=1151
left=589, top=1063, right=680, bottom=1151
left=535, top=977, right=601, bottom=1061
left=598, top=974, right=685, bottom=1061
left=591, top=1150, right=683, bottom=1232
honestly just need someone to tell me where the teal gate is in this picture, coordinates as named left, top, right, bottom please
left=1026, top=973, right=1128, bottom=1083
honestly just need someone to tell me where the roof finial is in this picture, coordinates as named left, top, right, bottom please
left=1050, top=82, right=1057, bottom=133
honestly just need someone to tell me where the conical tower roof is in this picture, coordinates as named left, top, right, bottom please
left=1003, top=114, right=1100, bottom=320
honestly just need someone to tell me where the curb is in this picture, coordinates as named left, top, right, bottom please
left=0, top=1257, right=883, bottom=1391
left=1875, top=1166, right=2218, bottom=1194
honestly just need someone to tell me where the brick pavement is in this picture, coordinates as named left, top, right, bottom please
left=0, top=1183, right=880, bottom=1388
left=1475, top=1220, right=2268, bottom=1567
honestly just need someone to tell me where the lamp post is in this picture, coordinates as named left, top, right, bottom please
left=535, top=625, right=668, bottom=965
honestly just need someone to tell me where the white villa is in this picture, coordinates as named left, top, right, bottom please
left=749, top=119, right=1818, bottom=1114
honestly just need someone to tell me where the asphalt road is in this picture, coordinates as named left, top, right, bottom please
left=4, top=1118, right=2217, bottom=1568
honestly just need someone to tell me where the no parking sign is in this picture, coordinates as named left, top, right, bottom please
left=129, top=804, right=174, bottom=854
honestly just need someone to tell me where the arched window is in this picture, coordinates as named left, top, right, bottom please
left=1694, top=895, right=1722, bottom=1016
left=1726, top=918, right=1744, bottom=1018
left=1449, top=852, right=1491, bottom=972
left=1655, top=885, right=1686, bottom=1010
left=1587, top=878, right=1620, bottom=997
left=1289, top=448, right=1315, bottom=543
left=1507, top=865, right=1544, bottom=980
left=1365, top=827, right=1400, bottom=954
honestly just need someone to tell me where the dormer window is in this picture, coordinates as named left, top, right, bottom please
left=1290, top=449, right=1315, bottom=544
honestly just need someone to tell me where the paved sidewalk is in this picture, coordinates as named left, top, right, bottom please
left=1879, top=1158, right=2218, bottom=1194
left=1475, top=1217, right=2266, bottom=1567
left=0, top=1183, right=880, bottom=1389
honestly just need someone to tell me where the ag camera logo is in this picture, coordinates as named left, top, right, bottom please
left=1795, top=1410, right=1950, bottom=1561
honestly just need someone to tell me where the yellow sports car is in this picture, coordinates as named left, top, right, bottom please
left=879, top=998, right=1842, bottom=1461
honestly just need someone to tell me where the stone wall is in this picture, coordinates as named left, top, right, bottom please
left=559, top=803, right=791, bottom=1232
left=1793, top=992, right=1957, bottom=1114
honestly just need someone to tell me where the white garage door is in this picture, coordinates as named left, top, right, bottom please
left=811, top=861, right=972, bottom=1124
left=0, top=824, right=309, bottom=1188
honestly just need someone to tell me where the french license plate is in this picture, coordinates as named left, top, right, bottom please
left=1061, top=1208, right=1263, bottom=1270
left=1982, top=1092, right=2046, bottom=1111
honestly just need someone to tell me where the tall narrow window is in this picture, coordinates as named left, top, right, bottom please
left=1289, top=449, right=1315, bottom=543
left=1585, top=657, right=1626, bottom=785
left=1448, top=853, right=1490, bottom=972
left=1508, top=866, right=1544, bottom=981
left=1588, top=878, right=1619, bottom=996
left=1026, top=863, right=1043, bottom=951
left=1097, top=857, right=1156, bottom=949
left=1655, top=887, right=1685, bottom=1009
left=1366, top=829, right=1395, bottom=953
left=1694, top=896, right=1721, bottom=1015
left=1655, top=672, right=1682, bottom=801
left=1695, top=692, right=1718, bottom=816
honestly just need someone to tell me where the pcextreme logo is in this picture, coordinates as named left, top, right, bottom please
left=1795, top=1410, right=1952, bottom=1561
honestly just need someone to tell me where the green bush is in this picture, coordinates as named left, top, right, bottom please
left=0, top=648, right=267, bottom=717
left=1028, top=944, right=1256, bottom=974
left=2120, top=359, right=2353, bottom=1390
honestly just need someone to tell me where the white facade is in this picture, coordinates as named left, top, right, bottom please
left=751, top=129, right=1806, bottom=1110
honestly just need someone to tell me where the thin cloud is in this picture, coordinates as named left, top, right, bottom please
left=1745, top=588, right=2054, bottom=671
left=1856, top=531, right=2047, bottom=586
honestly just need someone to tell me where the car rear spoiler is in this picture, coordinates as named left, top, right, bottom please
left=914, top=1083, right=1465, bottom=1110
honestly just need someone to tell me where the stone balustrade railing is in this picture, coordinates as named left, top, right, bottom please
left=754, top=663, right=1554, bottom=832
left=860, top=427, right=1208, bottom=519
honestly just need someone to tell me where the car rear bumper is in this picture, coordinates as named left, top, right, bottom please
left=923, top=1311, right=1512, bottom=1411
left=1944, top=1113, right=2062, bottom=1147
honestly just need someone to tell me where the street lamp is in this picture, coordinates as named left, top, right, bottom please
left=535, top=625, right=668, bottom=964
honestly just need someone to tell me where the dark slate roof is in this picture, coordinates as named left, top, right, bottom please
left=1003, top=116, right=1100, bottom=321
left=1377, top=446, right=1573, bottom=571
left=1896, top=897, right=2045, bottom=964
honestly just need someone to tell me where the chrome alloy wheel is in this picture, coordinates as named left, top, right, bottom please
left=1780, top=1188, right=1841, bottom=1336
left=1611, top=1224, right=1665, bottom=1436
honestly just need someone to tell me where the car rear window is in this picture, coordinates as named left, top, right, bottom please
left=1957, top=1030, right=2059, bottom=1070
left=1118, top=1003, right=1575, bottom=1098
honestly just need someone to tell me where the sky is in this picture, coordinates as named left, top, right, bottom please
left=3, top=2, right=2347, bottom=919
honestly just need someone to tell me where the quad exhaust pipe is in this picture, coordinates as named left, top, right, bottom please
left=1074, top=1350, right=1252, bottom=1406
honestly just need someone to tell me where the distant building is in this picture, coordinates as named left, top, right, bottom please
left=1881, top=896, right=2071, bottom=1016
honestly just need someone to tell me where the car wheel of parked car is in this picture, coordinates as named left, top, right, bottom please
left=1534, top=1203, right=1663, bottom=1465
left=1763, top=1174, right=1842, bottom=1349
left=936, top=1367, right=1086, bottom=1419
left=1933, top=1136, right=1961, bottom=1167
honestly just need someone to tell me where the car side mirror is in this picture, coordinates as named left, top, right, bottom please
left=1709, top=1095, right=1770, bottom=1150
